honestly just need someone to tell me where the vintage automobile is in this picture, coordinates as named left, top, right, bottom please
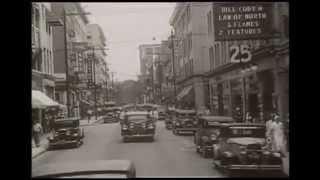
left=32, top=160, right=136, bottom=178
left=194, top=116, right=234, bottom=158
left=48, top=117, right=84, bottom=149
left=172, top=109, right=197, bottom=135
left=165, top=107, right=175, bottom=129
left=136, top=103, right=157, bottom=120
left=103, top=107, right=118, bottom=123
left=212, top=123, right=283, bottom=175
left=157, top=105, right=166, bottom=121
left=121, top=111, right=156, bottom=142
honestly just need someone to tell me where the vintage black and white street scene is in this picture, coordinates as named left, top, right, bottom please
left=31, top=2, right=289, bottom=178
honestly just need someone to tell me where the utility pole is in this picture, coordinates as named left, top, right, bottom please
left=171, top=30, right=177, bottom=105
left=92, top=47, right=98, bottom=120
left=63, top=9, right=70, bottom=117
left=111, top=72, right=114, bottom=101
left=105, top=63, right=108, bottom=101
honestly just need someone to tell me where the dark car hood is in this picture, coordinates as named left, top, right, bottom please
left=227, top=137, right=265, bottom=146
left=32, top=160, right=133, bottom=178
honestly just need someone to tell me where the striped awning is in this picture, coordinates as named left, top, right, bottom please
left=32, top=90, right=60, bottom=109
left=177, top=86, right=193, bottom=100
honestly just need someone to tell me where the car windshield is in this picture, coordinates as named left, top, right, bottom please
left=60, top=174, right=127, bottom=178
left=228, top=127, right=265, bottom=138
left=127, top=115, right=148, bottom=121
left=54, top=121, right=77, bottom=129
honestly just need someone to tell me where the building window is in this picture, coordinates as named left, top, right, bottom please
left=221, top=41, right=226, bottom=65
left=214, top=42, right=221, bottom=67
left=209, top=46, right=214, bottom=70
left=207, top=11, right=212, bottom=34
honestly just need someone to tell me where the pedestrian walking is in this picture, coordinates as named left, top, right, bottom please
left=265, top=113, right=274, bottom=150
left=233, top=107, right=242, bottom=122
left=271, top=114, right=286, bottom=156
left=33, top=121, right=42, bottom=147
left=87, top=109, right=92, bottom=120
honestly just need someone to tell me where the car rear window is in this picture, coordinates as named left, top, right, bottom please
left=127, top=115, right=148, bottom=121
left=229, top=127, right=265, bottom=138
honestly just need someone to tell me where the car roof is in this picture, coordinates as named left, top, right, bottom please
left=125, top=111, right=150, bottom=116
left=55, top=117, right=80, bottom=122
left=200, top=116, right=234, bottom=122
left=32, top=160, right=133, bottom=178
left=220, top=123, right=266, bottom=128
left=175, top=109, right=196, bottom=114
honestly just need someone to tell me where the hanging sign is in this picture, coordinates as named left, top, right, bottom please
left=213, top=2, right=274, bottom=41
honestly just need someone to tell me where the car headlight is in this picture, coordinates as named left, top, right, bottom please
left=262, top=151, right=271, bottom=156
left=201, top=136, right=209, bottom=142
left=72, top=133, right=78, bottom=137
left=122, top=127, right=128, bottom=130
left=240, top=151, right=247, bottom=155
left=223, top=151, right=234, bottom=158
left=147, top=124, right=154, bottom=129
left=210, top=134, right=217, bottom=141
left=272, top=152, right=281, bottom=157
left=239, top=145, right=246, bottom=151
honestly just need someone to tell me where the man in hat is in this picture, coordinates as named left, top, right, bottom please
left=233, top=107, right=242, bottom=123
left=33, top=120, right=42, bottom=147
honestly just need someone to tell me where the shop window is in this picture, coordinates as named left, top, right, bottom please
left=207, top=11, right=212, bottom=34
left=214, top=43, right=221, bottom=67
left=209, top=46, right=214, bottom=70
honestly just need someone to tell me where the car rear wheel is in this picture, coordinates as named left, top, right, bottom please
left=202, top=149, right=209, bottom=158
left=149, top=136, right=154, bottom=142
left=196, top=146, right=200, bottom=153
left=123, top=137, right=128, bottom=143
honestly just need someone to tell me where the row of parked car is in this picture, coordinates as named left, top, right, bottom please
left=164, top=107, right=284, bottom=176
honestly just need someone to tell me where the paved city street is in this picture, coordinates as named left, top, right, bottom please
left=32, top=121, right=224, bottom=177
left=32, top=2, right=289, bottom=178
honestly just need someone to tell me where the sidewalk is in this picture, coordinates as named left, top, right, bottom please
left=32, top=133, right=50, bottom=159
left=80, top=116, right=104, bottom=126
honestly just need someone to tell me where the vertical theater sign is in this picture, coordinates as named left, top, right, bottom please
left=213, top=2, right=274, bottom=63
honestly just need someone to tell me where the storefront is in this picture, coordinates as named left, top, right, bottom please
left=208, top=49, right=281, bottom=122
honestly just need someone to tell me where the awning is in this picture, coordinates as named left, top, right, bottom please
left=177, top=86, right=193, bottom=100
left=32, top=90, right=60, bottom=109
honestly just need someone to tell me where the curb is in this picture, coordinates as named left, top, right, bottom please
left=32, top=142, right=49, bottom=159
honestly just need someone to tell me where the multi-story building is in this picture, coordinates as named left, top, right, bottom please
left=86, top=24, right=109, bottom=105
left=205, top=2, right=289, bottom=121
left=169, top=2, right=210, bottom=110
left=32, top=2, right=63, bottom=133
left=138, top=44, right=161, bottom=103
left=32, top=3, right=62, bottom=98
left=158, top=40, right=174, bottom=104
left=51, top=3, right=89, bottom=118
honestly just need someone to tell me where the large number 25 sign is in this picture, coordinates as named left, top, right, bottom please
left=230, top=44, right=252, bottom=63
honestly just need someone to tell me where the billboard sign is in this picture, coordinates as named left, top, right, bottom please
left=213, top=2, right=275, bottom=41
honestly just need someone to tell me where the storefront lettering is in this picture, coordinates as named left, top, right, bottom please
left=214, top=3, right=272, bottom=40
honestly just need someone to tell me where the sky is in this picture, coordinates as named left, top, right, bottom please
left=81, top=3, right=176, bottom=82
